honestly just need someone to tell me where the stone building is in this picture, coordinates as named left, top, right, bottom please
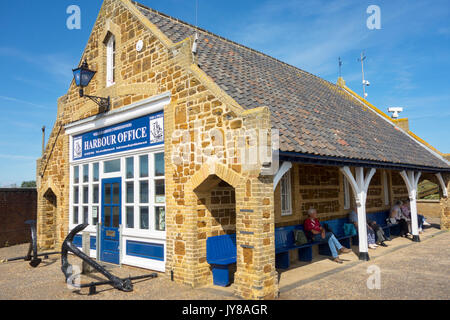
left=36, top=0, right=450, bottom=300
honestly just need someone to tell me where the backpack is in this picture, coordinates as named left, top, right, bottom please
left=294, top=229, right=309, bottom=246
left=344, top=223, right=357, bottom=236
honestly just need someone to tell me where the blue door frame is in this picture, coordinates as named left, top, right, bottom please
left=100, top=178, right=122, bottom=265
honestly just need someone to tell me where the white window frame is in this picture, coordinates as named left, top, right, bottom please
left=69, top=147, right=166, bottom=239
left=69, top=162, right=101, bottom=233
left=106, top=34, right=116, bottom=87
left=122, top=150, right=166, bottom=236
left=383, top=170, right=390, bottom=205
left=280, top=170, right=293, bottom=216
left=344, top=175, right=351, bottom=209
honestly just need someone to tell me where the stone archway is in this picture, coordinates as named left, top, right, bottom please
left=194, top=175, right=238, bottom=285
left=173, top=161, right=279, bottom=300
left=183, top=162, right=244, bottom=287
left=37, top=188, right=57, bottom=250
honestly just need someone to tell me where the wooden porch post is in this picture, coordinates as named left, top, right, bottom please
left=400, top=171, right=422, bottom=242
left=341, top=166, right=376, bottom=261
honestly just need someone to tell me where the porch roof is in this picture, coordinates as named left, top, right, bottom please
left=134, top=1, right=450, bottom=172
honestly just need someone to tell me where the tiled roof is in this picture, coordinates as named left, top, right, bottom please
left=134, top=2, right=449, bottom=170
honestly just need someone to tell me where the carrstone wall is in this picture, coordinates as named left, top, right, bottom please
left=37, top=0, right=278, bottom=300
left=440, top=174, right=450, bottom=230
left=274, top=164, right=393, bottom=227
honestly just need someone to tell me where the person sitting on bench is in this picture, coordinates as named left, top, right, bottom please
left=389, top=201, right=410, bottom=238
left=401, top=199, right=426, bottom=234
left=349, top=211, right=389, bottom=250
left=304, top=208, right=352, bottom=264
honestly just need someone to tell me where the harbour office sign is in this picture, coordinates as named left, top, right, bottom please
left=73, top=112, right=164, bottom=161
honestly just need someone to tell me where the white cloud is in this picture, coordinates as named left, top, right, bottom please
left=0, top=95, right=53, bottom=110
left=0, top=47, right=75, bottom=81
left=0, top=154, right=37, bottom=160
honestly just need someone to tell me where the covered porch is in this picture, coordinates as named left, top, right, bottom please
left=274, top=156, right=450, bottom=263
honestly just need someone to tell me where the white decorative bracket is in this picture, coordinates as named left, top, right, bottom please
left=273, top=162, right=292, bottom=191
left=340, top=167, right=376, bottom=207
left=400, top=171, right=421, bottom=201
left=436, top=173, right=448, bottom=198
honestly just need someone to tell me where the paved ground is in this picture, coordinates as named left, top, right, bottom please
left=280, top=230, right=450, bottom=300
left=0, top=247, right=234, bottom=300
left=0, top=223, right=448, bottom=300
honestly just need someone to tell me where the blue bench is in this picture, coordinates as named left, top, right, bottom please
left=206, top=234, right=237, bottom=287
left=275, top=225, right=315, bottom=269
left=367, top=210, right=400, bottom=237
left=275, top=218, right=354, bottom=269
left=318, top=218, right=354, bottom=256
left=350, top=210, right=400, bottom=245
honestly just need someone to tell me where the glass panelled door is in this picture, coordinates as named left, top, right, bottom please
left=101, top=178, right=121, bottom=264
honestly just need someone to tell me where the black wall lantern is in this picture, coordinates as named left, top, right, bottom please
left=72, top=60, right=110, bottom=111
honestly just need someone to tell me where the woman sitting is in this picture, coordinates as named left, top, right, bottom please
left=349, top=211, right=388, bottom=249
left=304, top=208, right=352, bottom=264
left=389, top=201, right=410, bottom=237
left=401, top=199, right=426, bottom=234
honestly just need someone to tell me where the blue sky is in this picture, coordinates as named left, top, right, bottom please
left=0, top=0, right=449, bottom=186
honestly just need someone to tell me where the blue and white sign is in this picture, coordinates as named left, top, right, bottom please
left=73, top=112, right=164, bottom=161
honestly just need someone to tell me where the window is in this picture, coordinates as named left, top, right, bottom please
left=71, top=163, right=100, bottom=227
left=83, top=207, right=89, bottom=225
left=106, top=34, right=116, bottom=87
left=73, top=207, right=79, bottom=225
left=70, top=151, right=165, bottom=234
left=83, top=164, right=89, bottom=183
left=123, top=152, right=166, bottom=232
left=104, top=159, right=121, bottom=173
left=343, top=176, right=351, bottom=210
left=74, top=166, right=79, bottom=184
left=155, top=153, right=165, bottom=176
left=280, top=171, right=292, bottom=216
left=126, top=207, right=134, bottom=229
left=126, top=157, right=134, bottom=179
left=140, top=207, right=149, bottom=230
left=155, top=207, right=165, bottom=231
left=93, top=163, right=99, bottom=182
left=140, top=155, right=149, bottom=178
left=383, top=171, right=390, bottom=206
